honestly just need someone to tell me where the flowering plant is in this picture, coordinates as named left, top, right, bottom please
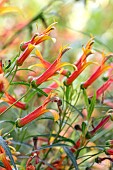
left=1, top=1, right=113, bottom=170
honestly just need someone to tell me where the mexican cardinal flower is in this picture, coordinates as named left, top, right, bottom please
left=16, top=94, right=59, bottom=127
left=29, top=46, right=71, bottom=87
left=65, top=38, right=95, bottom=85
left=81, top=53, right=113, bottom=89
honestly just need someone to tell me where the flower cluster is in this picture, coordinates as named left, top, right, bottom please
left=1, top=22, right=113, bottom=169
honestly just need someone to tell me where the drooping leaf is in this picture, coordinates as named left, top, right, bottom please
left=87, top=92, right=96, bottom=120
left=64, top=100, right=84, bottom=118
left=82, top=121, right=88, bottom=135
left=83, top=88, right=89, bottom=110
left=63, top=146, right=79, bottom=170
left=0, top=136, right=17, bottom=170
left=34, top=87, right=48, bottom=97
left=25, top=133, right=75, bottom=145
left=31, top=143, right=69, bottom=154
left=10, top=81, right=30, bottom=86
left=24, top=89, right=37, bottom=103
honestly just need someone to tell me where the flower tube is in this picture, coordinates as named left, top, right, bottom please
left=29, top=46, right=71, bottom=87
left=81, top=54, right=112, bottom=89
left=16, top=94, right=59, bottom=127
left=64, top=38, right=94, bottom=85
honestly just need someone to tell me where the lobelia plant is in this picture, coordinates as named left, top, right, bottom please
left=1, top=19, right=113, bottom=170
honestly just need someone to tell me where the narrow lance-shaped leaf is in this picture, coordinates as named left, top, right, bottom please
left=83, top=88, right=89, bottom=111
left=0, top=136, right=17, bottom=170
left=63, top=146, right=79, bottom=170
left=87, top=92, right=96, bottom=120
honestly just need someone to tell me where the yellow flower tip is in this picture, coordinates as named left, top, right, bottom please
left=9, top=146, right=16, bottom=154
left=43, top=22, right=57, bottom=34
left=35, top=49, right=43, bottom=59
left=60, top=46, right=71, bottom=56
left=49, top=109, right=59, bottom=121
left=89, top=34, right=95, bottom=41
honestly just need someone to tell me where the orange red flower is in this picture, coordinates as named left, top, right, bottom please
left=90, top=77, right=113, bottom=99
left=16, top=94, right=59, bottom=127
left=81, top=53, right=113, bottom=89
left=1, top=92, right=27, bottom=110
left=16, top=43, right=35, bottom=66
left=65, top=38, right=94, bottom=85
left=0, top=146, right=12, bottom=170
left=20, top=22, right=56, bottom=51
left=29, top=46, right=70, bottom=87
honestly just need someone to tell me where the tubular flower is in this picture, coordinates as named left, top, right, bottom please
left=1, top=92, right=27, bottom=110
left=34, top=49, right=71, bottom=77
left=43, top=82, right=59, bottom=94
left=86, top=115, right=110, bottom=139
left=16, top=94, right=59, bottom=127
left=16, top=43, right=35, bottom=66
left=81, top=53, right=113, bottom=89
left=64, top=38, right=94, bottom=85
left=20, top=22, right=56, bottom=51
left=75, top=37, right=94, bottom=68
left=29, top=46, right=71, bottom=87
left=90, top=77, right=113, bottom=99
left=0, top=146, right=12, bottom=170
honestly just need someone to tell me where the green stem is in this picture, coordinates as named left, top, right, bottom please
left=16, top=128, right=27, bottom=151
left=1, top=86, right=31, bottom=115
left=78, top=151, right=104, bottom=165
left=3, top=124, right=16, bottom=138
left=37, top=115, right=63, bottom=169
left=9, top=65, right=18, bottom=85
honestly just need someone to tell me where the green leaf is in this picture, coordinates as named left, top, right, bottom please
left=10, top=81, right=30, bottom=86
left=39, top=159, right=56, bottom=170
left=83, top=88, right=89, bottom=110
left=0, top=136, right=17, bottom=170
left=82, top=121, right=88, bottom=135
left=17, top=68, right=36, bottom=72
left=64, top=100, right=84, bottom=118
left=30, top=143, right=69, bottom=154
left=65, top=86, right=70, bottom=102
left=34, top=87, right=48, bottom=97
left=25, top=133, right=75, bottom=145
left=63, top=146, right=79, bottom=170
left=87, top=92, right=96, bottom=120
left=24, top=89, right=37, bottom=103
left=0, top=120, right=15, bottom=125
